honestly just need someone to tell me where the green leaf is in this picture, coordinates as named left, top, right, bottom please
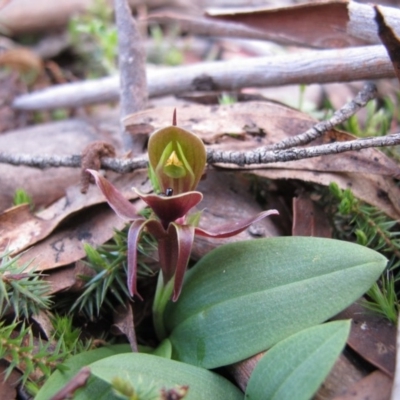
left=245, top=320, right=350, bottom=400
left=35, top=344, right=131, bottom=400
left=89, top=353, right=243, bottom=399
left=165, top=237, right=386, bottom=368
left=152, top=338, right=173, bottom=358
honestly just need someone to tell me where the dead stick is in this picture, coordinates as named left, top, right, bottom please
left=207, top=133, right=400, bottom=166
left=114, top=0, right=147, bottom=152
left=0, top=152, right=147, bottom=171
left=265, top=82, right=378, bottom=151
left=12, top=45, right=393, bottom=111
left=2, top=133, right=400, bottom=172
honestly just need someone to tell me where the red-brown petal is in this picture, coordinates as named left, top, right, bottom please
left=136, top=190, right=203, bottom=224
left=87, top=169, right=138, bottom=220
left=169, top=223, right=195, bottom=302
left=127, top=219, right=148, bottom=299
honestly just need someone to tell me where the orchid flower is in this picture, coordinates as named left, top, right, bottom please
left=88, top=112, right=278, bottom=339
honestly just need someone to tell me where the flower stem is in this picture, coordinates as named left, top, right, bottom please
left=152, top=273, right=174, bottom=341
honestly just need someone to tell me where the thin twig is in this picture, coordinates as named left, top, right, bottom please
left=2, top=133, right=400, bottom=172
left=0, top=152, right=148, bottom=172
left=207, top=133, right=400, bottom=166
left=264, top=82, right=378, bottom=151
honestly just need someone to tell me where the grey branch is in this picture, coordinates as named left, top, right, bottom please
left=2, top=133, right=400, bottom=172
left=264, top=82, right=378, bottom=151
left=114, top=0, right=147, bottom=151
left=207, top=133, right=400, bottom=166
left=0, top=152, right=148, bottom=172
left=12, top=45, right=393, bottom=111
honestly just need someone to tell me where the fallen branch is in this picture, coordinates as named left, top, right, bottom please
left=2, top=133, right=400, bottom=173
left=208, top=133, right=400, bottom=166
left=12, top=45, right=393, bottom=111
left=0, top=152, right=148, bottom=172
left=114, top=0, right=147, bottom=151
left=265, top=82, right=378, bottom=151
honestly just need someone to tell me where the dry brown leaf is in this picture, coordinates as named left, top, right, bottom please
left=111, top=302, right=138, bottom=352
left=257, top=169, right=400, bottom=220
left=333, top=302, right=396, bottom=378
left=332, top=370, right=392, bottom=400
left=43, top=265, right=80, bottom=295
left=0, top=204, right=53, bottom=255
left=0, top=170, right=150, bottom=256
left=31, top=310, right=54, bottom=340
left=292, top=194, right=332, bottom=238
left=14, top=205, right=120, bottom=272
left=206, top=0, right=364, bottom=49
left=125, top=102, right=400, bottom=219
left=228, top=352, right=265, bottom=392
left=152, top=0, right=400, bottom=49
left=0, top=0, right=93, bottom=34
left=0, top=47, right=42, bottom=74
left=0, top=360, right=21, bottom=400
left=205, top=1, right=400, bottom=49
left=314, top=352, right=369, bottom=399
left=43, top=261, right=97, bottom=295
left=15, top=202, right=141, bottom=273
left=192, top=169, right=282, bottom=259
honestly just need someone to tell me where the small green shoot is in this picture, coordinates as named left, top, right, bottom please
left=148, top=24, right=184, bottom=66
left=69, top=227, right=156, bottom=319
left=218, top=92, right=237, bottom=105
left=363, top=273, right=399, bottom=324
left=328, top=182, right=399, bottom=322
left=0, top=320, right=71, bottom=394
left=298, top=83, right=306, bottom=111
left=13, top=188, right=33, bottom=207
left=343, top=98, right=393, bottom=138
left=51, top=314, right=92, bottom=354
left=68, top=0, right=118, bottom=76
left=329, top=182, right=400, bottom=265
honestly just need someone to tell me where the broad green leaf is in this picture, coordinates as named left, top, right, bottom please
left=89, top=353, right=243, bottom=399
left=245, top=320, right=351, bottom=400
left=35, top=344, right=131, bottom=400
left=153, top=338, right=173, bottom=358
left=165, top=237, right=386, bottom=368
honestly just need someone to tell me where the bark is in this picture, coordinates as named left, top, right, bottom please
left=114, top=0, right=148, bottom=152
left=12, top=45, right=394, bottom=111
left=3, top=132, right=400, bottom=173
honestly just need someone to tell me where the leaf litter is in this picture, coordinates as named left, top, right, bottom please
left=2, top=0, right=400, bottom=398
